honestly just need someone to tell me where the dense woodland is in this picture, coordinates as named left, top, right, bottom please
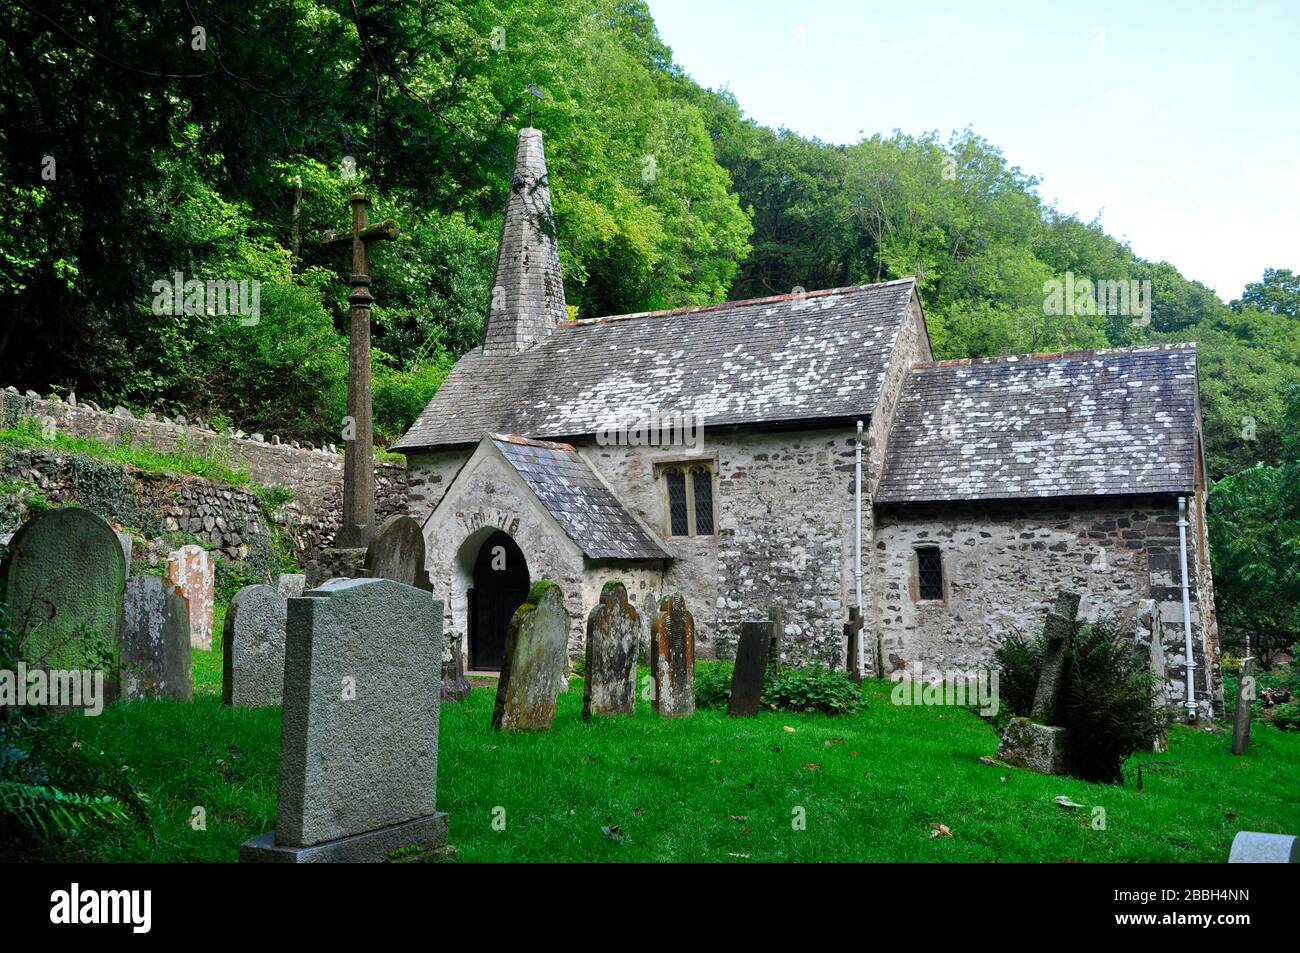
left=1, top=1, right=1296, bottom=656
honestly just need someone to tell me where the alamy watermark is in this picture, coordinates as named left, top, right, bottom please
left=890, top=663, right=999, bottom=717
left=596, top=410, right=705, bottom=451
left=152, top=271, right=260, bottom=325
left=1043, top=271, right=1151, bottom=326
left=0, top=663, right=105, bottom=716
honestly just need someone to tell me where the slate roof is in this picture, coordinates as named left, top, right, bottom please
left=394, top=279, right=917, bottom=450
left=490, top=434, right=668, bottom=561
left=875, top=344, right=1201, bottom=504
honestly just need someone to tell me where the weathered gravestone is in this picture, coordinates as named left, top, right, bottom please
left=651, top=593, right=695, bottom=718
left=121, top=575, right=191, bottom=700
left=729, top=618, right=774, bottom=717
left=276, top=573, right=307, bottom=599
left=492, top=582, right=569, bottom=731
left=844, top=607, right=864, bottom=683
left=1231, top=656, right=1256, bottom=756
left=995, top=591, right=1080, bottom=774
left=222, top=584, right=289, bottom=708
left=1229, top=831, right=1298, bottom=863
left=363, top=515, right=426, bottom=588
left=240, top=578, right=447, bottom=862
left=441, top=631, right=471, bottom=702
left=768, top=605, right=785, bottom=671
left=582, top=582, right=640, bottom=718
left=166, top=544, right=215, bottom=650
left=116, top=532, right=133, bottom=573
left=1, top=508, right=126, bottom=704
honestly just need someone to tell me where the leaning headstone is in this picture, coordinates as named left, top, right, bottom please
left=240, top=578, right=447, bottom=862
left=0, top=508, right=126, bottom=705
left=121, top=575, right=191, bottom=700
left=492, top=582, right=569, bottom=731
left=166, top=544, right=215, bottom=650
left=363, top=515, right=426, bottom=587
left=276, top=573, right=307, bottom=599
left=996, top=590, right=1080, bottom=775
left=1231, top=656, right=1257, bottom=756
left=441, top=631, right=471, bottom=702
left=1029, top=591, right=1081, bottom=722
left=582, top=583, right=640, bottom=719
left=651, top=594, right=695, bottom=717
left=222, top=585, right=289, bottom=708
left=729, top=618, right=773, bottom=717
left=1229, top=831, right=1298, bottom=863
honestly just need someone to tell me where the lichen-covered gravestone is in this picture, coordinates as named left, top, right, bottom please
left=240, top=578, right=447, bottom=862
left=728, top=618, right=773, bottom=716
left=583, top=583, right=640, bottom=718
left=363, top=515, right=426, bottom=587
left=222, top=584, right=288, bottom=708
left=166, top=544, right=215, bottom=650
left=442, top=631, right=471, bottom=702
left=492, top=582, right=570, bottom=731
left=1231, top=656, right=1256, bottom=756
left=122, top=575, right=191, bottom=700
left=1, top=508, right=126, bottom=704
left=276, top=573, right=306, bottom=599
left=652, top=594, right=695, bottom=718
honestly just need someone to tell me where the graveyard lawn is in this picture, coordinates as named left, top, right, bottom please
left=52, top=655, right=1300, bottom=863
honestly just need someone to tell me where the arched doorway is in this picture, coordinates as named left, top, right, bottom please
left=467, top=530, right=530, bottom=671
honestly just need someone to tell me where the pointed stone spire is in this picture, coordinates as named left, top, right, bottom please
left=483, top=128, right=567, bottom=354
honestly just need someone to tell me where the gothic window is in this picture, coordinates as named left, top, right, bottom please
left=916, top=547, right=945, bottom=601
left=662, top=462, right=716, bottom=537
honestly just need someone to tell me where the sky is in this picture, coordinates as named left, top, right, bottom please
left=645, top=0, right=1300, bottom=301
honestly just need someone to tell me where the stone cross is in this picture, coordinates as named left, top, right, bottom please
left=322, top=193, right=398, bottom=549
left=1029, top=591, right=1081, bottom=724
left=1231, top=656, right=1256, bottom=755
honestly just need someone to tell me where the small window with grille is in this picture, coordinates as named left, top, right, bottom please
left=916, top=547, right=945, bottom=601
left=661, top=462, right=715, bottom=537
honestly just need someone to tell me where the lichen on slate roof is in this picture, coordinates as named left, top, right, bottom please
left=490, top=434, right=668, bottom=561
left=874, top=344, right=1201, bottom=504
left=394, top=279, right=917, bottom=451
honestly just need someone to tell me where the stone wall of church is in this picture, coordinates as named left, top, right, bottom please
left=871, top=495, right=1222, bottom=716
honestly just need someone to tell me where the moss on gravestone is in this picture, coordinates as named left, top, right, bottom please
left=522, top=578, right=560, bottom=610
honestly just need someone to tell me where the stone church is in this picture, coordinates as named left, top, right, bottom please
left=395, top=128, right=1221, bottom=717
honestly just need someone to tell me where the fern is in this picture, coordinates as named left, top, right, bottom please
left=0, top=779, right=129, bottom=838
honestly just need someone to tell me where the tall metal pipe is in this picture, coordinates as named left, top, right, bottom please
left=1177, top=497, right=1198, bottom=721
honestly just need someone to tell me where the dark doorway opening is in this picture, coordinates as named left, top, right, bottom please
left=467, top=530, right=530, bottom=671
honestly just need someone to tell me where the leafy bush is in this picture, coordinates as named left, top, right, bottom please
left=1273, top=703, right=1300, bottom=731
left=692, top=662, right=866, bottom=715
left=989, top=618, right=1168, bottom=783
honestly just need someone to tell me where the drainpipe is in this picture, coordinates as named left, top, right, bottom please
left=854, top=420, right=864, bottom=679
left=1177, top=497, right=1198, bottom=721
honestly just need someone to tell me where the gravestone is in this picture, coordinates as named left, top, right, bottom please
left=582, top=583, right=640, bottom=719
left=116, top=532, right=133, bottom=573
left=222, top=584, right=289, bottom=708
left=651, top=594, right=695, bottom=718
left=844, top=607, right=864, bottom=683
left=729, top=618, right=773, bottom=717
left=166, top=544, right=215, bottom=650
left=121, top=575, right=191, bottom=700
left=276, top=573, right=307, bottom=599
left=1229, top=831, right=1298, bottom=863
left=1, top=508, right=126, bottom=704
left=441, top=631, right=471, bottom=702
left=363, top=515, right=426, bottom=587
left=996, top=591, right=1080, bottom=775
left=492, top=582, right=569, bottom=731
left=240, top=578, right=447, bottom=862
left=768, top=605, right=785, bottom=671
left=1231, top=656, right=1256, bottom=756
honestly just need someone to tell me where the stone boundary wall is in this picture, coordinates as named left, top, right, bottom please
left=0, top=388, right=408, bottom=561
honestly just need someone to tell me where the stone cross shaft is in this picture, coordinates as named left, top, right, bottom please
left=322, top=193, right=398, bottom=548
left=1029, top=591, right=1081, bottom=724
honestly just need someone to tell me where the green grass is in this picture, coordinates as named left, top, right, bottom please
left=49, top=629, right=1300, bottom=862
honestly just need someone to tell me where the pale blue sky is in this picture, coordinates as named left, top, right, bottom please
left=645, top=0, right=1300, bottom=301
